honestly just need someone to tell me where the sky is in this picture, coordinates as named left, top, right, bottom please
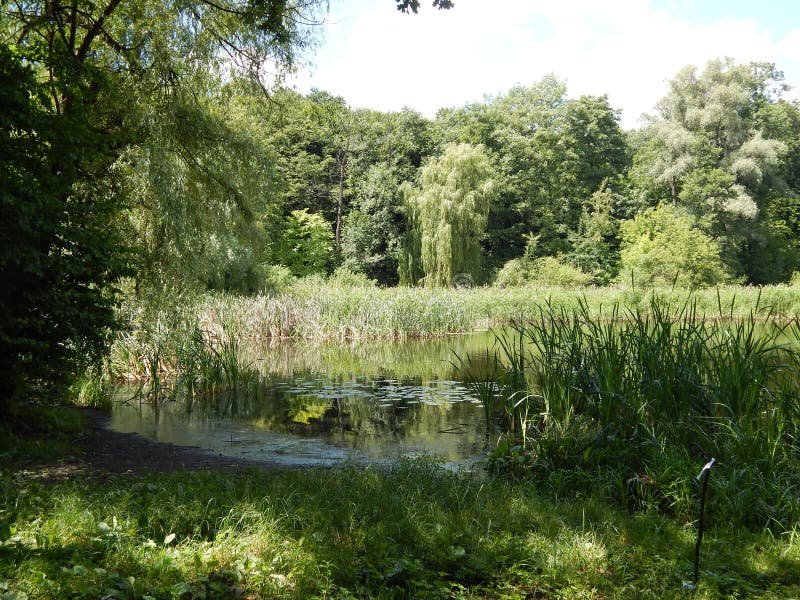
left=289, top=0, right=800, bottom=129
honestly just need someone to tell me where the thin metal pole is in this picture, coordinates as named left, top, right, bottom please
left=694, top=458, right=715, bottom=586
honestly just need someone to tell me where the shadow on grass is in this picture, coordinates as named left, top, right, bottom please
left=2, top=462, right=799, bottom=599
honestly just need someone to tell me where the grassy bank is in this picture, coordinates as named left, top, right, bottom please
left=3, top=458, right=800, bottom=599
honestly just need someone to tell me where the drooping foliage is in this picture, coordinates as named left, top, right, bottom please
left=400, top=143, right=496, bottom=287
left=0, top=0, right=327, bottom=408
left=117, top=91, right=279, bottom=295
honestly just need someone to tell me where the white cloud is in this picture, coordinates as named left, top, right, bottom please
left=290, top=0, right=800, bottom=129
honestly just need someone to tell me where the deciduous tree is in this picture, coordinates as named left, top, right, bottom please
left=0, top=45, right=131, bottom=411
left=617, top=205, right=730, bottom=288
left=400, top=143, right=495, bottom=286
left=631, top=59, right=790, bottom=281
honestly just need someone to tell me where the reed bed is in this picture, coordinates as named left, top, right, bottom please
left=116, top=282, right=800, bottom=341
left=197, top=286, right=478, bottom=341
left=466, top=296, right=800, bottom=529
left=107, top=283, right=800, bottom=386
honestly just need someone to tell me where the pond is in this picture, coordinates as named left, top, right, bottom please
left=110, top=330, right=499, bottom=469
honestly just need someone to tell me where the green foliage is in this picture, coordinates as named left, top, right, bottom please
left=494, top=256, right=593, bottom=288
left=436, top=79, right=629, bottom=266
left=0, top=0, right=327, bottom=404
left=273, top=209, right=334, bottom=276
left=341, top=165, right=406, bottom=284
left=117, top=91, right=281, bottom=296
left=68, top=367, right=113, bottom=410
left=567, top=185, right=622, bottom=283
left=492, top=259, right=531, bottom=288
left=255, top=89, right=433, bottom=284
left=400, top=143, right=496, bottom=286
left=396, top=0, right=454, bottom=13
left=0, top=45, right=131, bottom=411
left=327, top=267, right=377, bottom=288
left=618, top=205, right=730, bottom=288
left=261, top=265, right=295, bottom=295
left=631, top=59, right=796, bottom=282
left=475, top=298, right=800, bottom=529
left=531, top=256, right=594, bottom=287
left=748, top=193, right=800, bottom=283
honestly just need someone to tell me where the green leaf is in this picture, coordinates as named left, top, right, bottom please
left=172, top=581, right=193, bottom=595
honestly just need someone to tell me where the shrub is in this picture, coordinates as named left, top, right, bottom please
left=494, top=256, right=593, bottom=288
left=617, top=205, right=730, bottom=288
left=533, top=256, right=594, bottom=287
left=261, top=264, right=295, bottom=294
left=493, top=258, right=530, bottom=288
left=327, top=267, right=377, bottom=288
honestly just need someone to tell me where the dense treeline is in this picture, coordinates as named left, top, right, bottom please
left=131, top=60, right=799, bottom=291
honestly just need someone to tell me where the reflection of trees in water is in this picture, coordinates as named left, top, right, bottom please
left=115, top=331, right=495, bottom=461
left=120, top=328, right=499, bottom=419
left=120, top=380, right=484, bottom=448
left=236, top=330, right=500, bottom=381
left=116, top=378, right=487, bottom=462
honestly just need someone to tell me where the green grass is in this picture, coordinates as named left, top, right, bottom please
left=2, top=461, right=799, bottom=599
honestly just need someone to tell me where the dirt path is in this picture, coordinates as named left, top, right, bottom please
left=14, top=408, right=284, bottom=481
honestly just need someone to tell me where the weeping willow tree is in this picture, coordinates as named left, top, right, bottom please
left=114, top=91, right=280, bottom=296
left=399, top=143, right=495, bottom=286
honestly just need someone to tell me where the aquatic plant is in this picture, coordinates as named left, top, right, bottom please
left=471, top=295, right=800, bottom=529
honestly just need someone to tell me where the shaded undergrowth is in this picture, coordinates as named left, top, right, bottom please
left=2, top=462, right=799, bottom=599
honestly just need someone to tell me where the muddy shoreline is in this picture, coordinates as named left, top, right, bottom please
left=13, top=407, right=286, bottom=481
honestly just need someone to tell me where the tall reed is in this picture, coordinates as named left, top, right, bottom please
left=471, top=296, right=800, bottom=528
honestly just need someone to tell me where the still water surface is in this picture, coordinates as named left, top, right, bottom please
left=111, top=331, right=499, bottom=469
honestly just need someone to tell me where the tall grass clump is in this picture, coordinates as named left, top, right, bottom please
left=108, top=299, right=261, bottom=407
left=468, top=296, right=800, bottom=529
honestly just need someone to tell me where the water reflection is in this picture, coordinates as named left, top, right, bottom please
left=111, top=332, right=499, bottom=468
